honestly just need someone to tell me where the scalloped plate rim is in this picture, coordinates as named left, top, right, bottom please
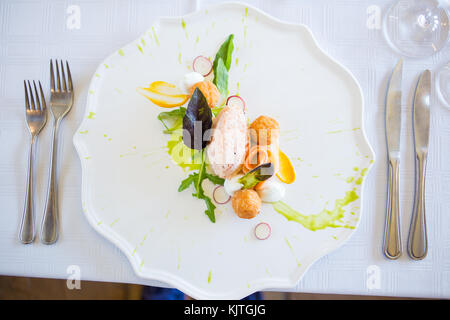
left=73, top=1, right=375, bottom=300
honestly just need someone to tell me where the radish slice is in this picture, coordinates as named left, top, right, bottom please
left=226, top=95, right=246, bottom=112
left=192, top=56, right=213, bottom=77
left=213, top=186, right=231, bottom=204
left=254, top=222, right=271, bottom=240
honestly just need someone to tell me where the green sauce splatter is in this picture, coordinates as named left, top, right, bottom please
left=208, top=270, right=212, bottom=283
left=110, top=218, right=120, bottom=227
left=152, top=27, right=160, bottom=46
left=166, top=129, right=201, bottom=171
left=87, top=112, right=96, bottom=119
left=118, top=49, right=124, bottom=56
left=181, top=19, right=188, bottom=39
left=137, top=44, right=143, bottom=53
left=272, top=189, right=359, bottom=231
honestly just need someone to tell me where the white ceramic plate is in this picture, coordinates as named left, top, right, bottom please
left=73, top=2, right=374, bottom=300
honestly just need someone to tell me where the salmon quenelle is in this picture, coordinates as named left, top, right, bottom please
left=207, top=105, right=248, bottom=179
left=139, top=33, right=296, bottom=230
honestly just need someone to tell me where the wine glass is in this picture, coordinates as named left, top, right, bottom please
left=383, top=0, right=450, bottom=107
left=383, top=0, right=449, bottom=58
left=436, top=61, right=450, bottom=107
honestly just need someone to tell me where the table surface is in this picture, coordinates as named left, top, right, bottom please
left=1, top=0, right=449, bottom=299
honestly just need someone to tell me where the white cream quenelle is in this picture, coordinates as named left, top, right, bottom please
left=207, top=104, right=248, bottom=179
left=255, top=178, right=285, bottom=203
left=224, top=174, right=244, bottom=196
left=179, top=72, right=204, bottom=94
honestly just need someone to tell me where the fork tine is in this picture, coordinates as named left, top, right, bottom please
left=27, top=81, right=36, bottom=110
left=24, top=81, right=30, bottom=110
left=50, top=60, right=55, bottom=93
left=38, top=81, right=46, bottom=111
left=60, top=60, right=67, bottom=92
left=55, top=59, right=61, bottom=92
left=66, top=61, right=73, bottom=92
left=33, top=81, right=41, bottom=110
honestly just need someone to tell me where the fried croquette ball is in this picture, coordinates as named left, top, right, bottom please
left=232, top=189, right=261, bottom=219
left=189, top=80, right=220, bottom=108
left=249, top=115, right=280, bottom=145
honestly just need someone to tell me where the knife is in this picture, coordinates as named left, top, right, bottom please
left=407, top=70, right=431, bottom=260
left=384, top=59, right=403, bottom=260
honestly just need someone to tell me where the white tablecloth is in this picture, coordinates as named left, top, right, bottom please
left=1, top=0, right=449, bottom=299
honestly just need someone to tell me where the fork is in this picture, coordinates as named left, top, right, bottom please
left=19, top=81, right=47, bottom=244
left=40, top=59, right=74, bottom=244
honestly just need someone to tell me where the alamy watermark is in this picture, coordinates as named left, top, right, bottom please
left=66, top=5, right=81, bottom=30
left=367, top=5, right=381, bottom=30
left=66, top=265, right=81, bottom=290
left=366, top=265, right=381, bottom=290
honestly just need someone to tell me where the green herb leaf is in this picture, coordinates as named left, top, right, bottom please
left=201, top=195, right=216, bottom=223
left=214, top=58, right=228, bottom=97
left=238, top=162, right=275, bottom=189
left=177, top=149, right=221, bottom=223
left=212, top=34, right=234, bottom=73
left=195, top=150, right=207, bottom=193
left=205, top=173, right=225, bottom=186
left=211, top=106, right=224, bottom=117
left=158, top=107, right=186, bottom=132
left=212, top=34, right=234, bottom=97
left=178, top=173, right=197, bottom=192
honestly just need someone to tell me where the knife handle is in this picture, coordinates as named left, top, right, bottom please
left=407, top=151, right=428, bottom=260
left=384, top=158, right=402, bottom=259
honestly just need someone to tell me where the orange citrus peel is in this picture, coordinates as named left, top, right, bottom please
left=276, top=148, right=296, bottom=184
left=138, top=81, right=189, bottom=108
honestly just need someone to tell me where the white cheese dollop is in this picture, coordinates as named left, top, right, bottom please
left=256, top=179, right=286, bottom=203
left=179, top=72, right=204, bottom=94
left=224, top=174, right=244, bottom=196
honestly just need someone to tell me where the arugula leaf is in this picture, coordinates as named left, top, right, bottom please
left=195, top=150, right=207, bottom=194
left=200, top=195, right=216, bottom=223
left=178, top=173, right=197, bottom=192
left=205, top=173, right=225, bottom=186
left=177, top=150, right=221, bottom=223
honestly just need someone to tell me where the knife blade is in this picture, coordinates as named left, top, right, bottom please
left=408, top=70, right=431, bottom=260
left=383, top=59, right=403, bottom=260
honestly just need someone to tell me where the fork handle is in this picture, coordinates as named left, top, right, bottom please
left=41, top=119, right=60, bottom=244
left=407, top=151, right=428, bottom=260
left=19, top=138, right=36, bottom=244
left=384, top=157, right=402, bottom=259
